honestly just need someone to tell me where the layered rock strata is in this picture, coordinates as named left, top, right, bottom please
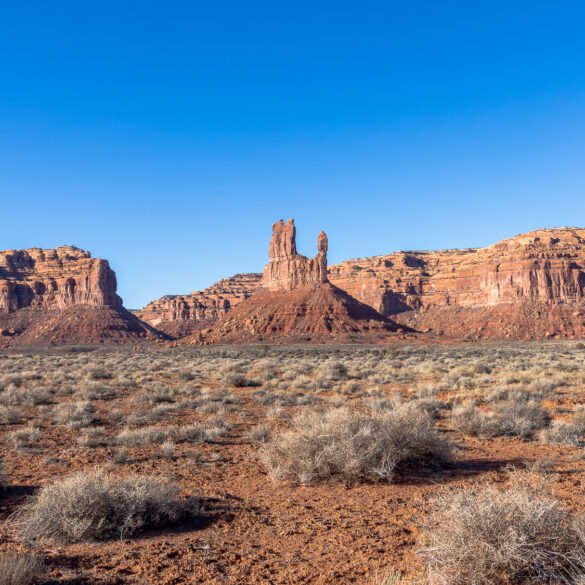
left=184, top=220, right=405, bottom=344
left=142, top=227, right=585, bottom=340
left=0, top=247, right=122, bottom=312
left=263, top=219, right=328, bottom=291
left=136, top=273, right=263, bottom=337
left=328, top=228, right=585, bottom=338
left=0, top=246, right=165, bottom=345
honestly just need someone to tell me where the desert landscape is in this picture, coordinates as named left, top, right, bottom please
left=3, top=220, right=585, bottom=584
left=3, top=3, right=585, bottom=583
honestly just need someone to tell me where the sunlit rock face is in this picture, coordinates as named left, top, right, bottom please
left=262, top=219, right=328, bottom=291
left=0, top=246, right=122, bottom=313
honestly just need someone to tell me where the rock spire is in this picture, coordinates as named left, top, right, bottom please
left=263, top=219, right=328, bottom=291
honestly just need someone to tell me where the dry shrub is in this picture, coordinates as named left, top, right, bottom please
left=419, top=479, right=585, bottom=585
left=0, top=553, right=45, bottom=585
left=524, top=457, right=557, bottom=475
left=16, top=469, right=198, bottom=543
left=0, top=387, right=52, bottom=407
left=115, top=426, right=173, bottom=446
left=540, top=421, right=581, bottom=446
left=451, top=396, right=549, bottom=439
left=0, top=406, right=25, bottom=425
left=223, top=373, right=260, bottom=387
left=9, top=425, right=40, bottom=450
left=450, top=401, right=498, bottom=438
left=573, top=405, right=585, bottom=432
left=86, top=367, right=113, bottom=380
left=262, top=405, right=451, bottom=484
left=493, top=395, right=549, bottom=438
left=52, top=401, right=95, bottom=429
left=340, top=380, right=361, bottom=395
left=376, top=569, right=424, bottom=585
left=245, top=425, right=271, bottom=443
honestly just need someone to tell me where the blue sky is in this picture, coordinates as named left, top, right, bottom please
left=2, top=2, right=585, bottom=308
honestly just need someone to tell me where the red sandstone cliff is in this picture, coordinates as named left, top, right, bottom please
left=0, top=246, right=122, bottom=311
left=141, top=227, right=585, bottom=341
left=0, top=246, right=166, bottom=345
left=136, top=273, right=263, bottom=337
left=328, top=228, right=585, bottom=338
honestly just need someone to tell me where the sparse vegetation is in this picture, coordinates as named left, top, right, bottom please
left=419, top=477, right=585, bottom=585
left=0, top=553, right=45, bottom=585
left=1, top=342, right=585, bottom=583
left=16, top=469, right=198, bottom=543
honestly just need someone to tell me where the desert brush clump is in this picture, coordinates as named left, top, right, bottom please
left=451, top=394, right=549, bottom=439
left=262, top=404, right=451, bottom=484
left=539, top=421, right=581, bottom=446
left=419, top=476, right=585, bottom=585
left=0, top=553, right=45, bottom=585
left=15, top=469, right=199, bottom=544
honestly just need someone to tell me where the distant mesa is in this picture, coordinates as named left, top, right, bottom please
left=0, top=246, right=167, bottom=346
left=136, top=273, right=262, bottom=338
left=6, top=224, right=585, bottom=347
left=141, top=226, right=585, bottom=342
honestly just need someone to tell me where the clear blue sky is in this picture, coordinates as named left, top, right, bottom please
left=2, top=2, right=585, bottom=308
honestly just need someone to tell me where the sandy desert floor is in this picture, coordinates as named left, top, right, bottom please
left=2, top=341, right=585, bottom=584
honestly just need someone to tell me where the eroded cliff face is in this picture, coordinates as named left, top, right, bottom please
left=136, top=273, right=263, bottom=337
left=328, top=228, right=585, bottom=311
left=0, top=246, right=122, bottom=312
left=141, top=227, right=585, bottom=340
left=262, top=219, right=328, bottom=291
left=328, top=228, right=585, bottom=338
left=0, top=246, right=166, bottom=345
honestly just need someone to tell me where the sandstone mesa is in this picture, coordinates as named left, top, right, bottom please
left=0, top=246, right=165, bottom=346
left=2, top=224, right=585, bottom=346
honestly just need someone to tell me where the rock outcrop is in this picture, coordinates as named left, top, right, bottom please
left=143, top=226, right=585, bottom=341
left=0, top=246, right=166, bottom=345
left=183, top=220, right=405, bottom=344
left=263, top=219, right=328, bottom=290
left=136, top=273, right=263, bottom=337
left=328, top=228, right=585, bottom=339
left=0, top=247, right=122, bottom=312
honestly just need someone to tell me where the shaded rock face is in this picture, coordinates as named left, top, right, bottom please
left=263, top=219, right=328, bottom=291
left=0, top=246, right=122, bottom=313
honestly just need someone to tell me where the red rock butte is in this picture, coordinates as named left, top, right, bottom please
left=180, top=220, right=405, bottom=344
left=0, top=246, right=166, bottom=346
left=263, top=219, right=328, bottom=291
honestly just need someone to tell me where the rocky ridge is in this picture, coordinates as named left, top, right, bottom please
left=329, top=228, right=585, bottom=338
left=142, top=227, right=585, bottom=340
left=136, top=273, right=263, bottom=337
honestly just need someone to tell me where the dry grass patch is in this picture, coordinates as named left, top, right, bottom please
left=0, top=553, right=45, bottom=585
